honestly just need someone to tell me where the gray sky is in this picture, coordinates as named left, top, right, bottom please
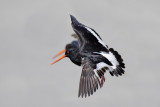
left=0, top=0, right=160, bottom=107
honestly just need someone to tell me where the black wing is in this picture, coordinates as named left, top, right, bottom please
left=70, top=15, right=108, bottom=53
left=78, top=56, right=109, bottom=98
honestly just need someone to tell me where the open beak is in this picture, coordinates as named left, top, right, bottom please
left=50, top=49, right=66, bottom=65
left=52, top=49, right=66, bottom=59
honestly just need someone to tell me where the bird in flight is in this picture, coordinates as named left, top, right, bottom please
left=51, top=15, right=125, bottom=98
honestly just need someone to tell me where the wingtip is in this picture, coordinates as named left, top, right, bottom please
left=70, top=15, right=77, bottom=22
left=70, top=14, right=75, bottom=20
left=70, top=14, right=73, bottom=18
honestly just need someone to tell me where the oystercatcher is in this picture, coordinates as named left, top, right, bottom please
left=51, top=15, right=125, bottom=98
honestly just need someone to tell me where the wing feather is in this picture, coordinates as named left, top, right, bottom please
left=78, top=58, right=108, bottom=97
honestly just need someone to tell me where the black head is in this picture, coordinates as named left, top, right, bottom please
left=65, top=41, right=81, bottom=66
left=51, top=41, right=81, bottom=66
left=65, top=41, right=79, bottom=56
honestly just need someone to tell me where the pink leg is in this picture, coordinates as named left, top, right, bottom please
left=100, top=76, right=105, bottom=88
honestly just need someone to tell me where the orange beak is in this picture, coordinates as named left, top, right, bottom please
left=52, top=49, right=66, bottom=59
left=50, top=49, right=66, bottom=65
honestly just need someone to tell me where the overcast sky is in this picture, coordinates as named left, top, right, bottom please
left=0, top=0, right=160, bottom=107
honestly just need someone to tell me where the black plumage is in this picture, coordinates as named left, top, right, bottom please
left=51, top=15, right=126, bottom=98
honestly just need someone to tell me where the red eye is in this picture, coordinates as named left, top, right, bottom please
left=67, top=51, right=69, bottom=53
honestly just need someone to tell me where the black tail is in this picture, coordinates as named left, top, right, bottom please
left=109, top=48, right=125, bottom=68
left=109, top=67, right=125, bottom=77
left=109, top=48, right=125, bottom=76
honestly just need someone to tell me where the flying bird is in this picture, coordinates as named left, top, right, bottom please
left=51, top=15, right=125, bottom=98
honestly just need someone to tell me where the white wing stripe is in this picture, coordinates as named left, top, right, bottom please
left=100, top=52, right=119, bottom=69
left=85, top=27, right=107, bottom=48
left=94, top=62, right=113, bottom=73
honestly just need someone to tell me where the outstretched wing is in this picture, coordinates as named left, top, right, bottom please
left=70, top=15, right=108, bottom=52
left=78, top=57, right=109, bottom=98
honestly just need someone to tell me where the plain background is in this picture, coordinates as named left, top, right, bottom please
left=0, top=0, right=160, bottom=107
